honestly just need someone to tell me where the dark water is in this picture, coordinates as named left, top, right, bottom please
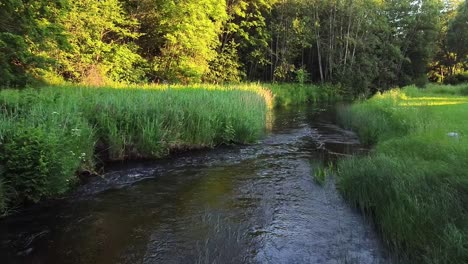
left=0, top=104, right=390, bottom=264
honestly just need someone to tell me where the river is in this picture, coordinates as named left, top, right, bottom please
left=0, top=104, right=391, bottom=264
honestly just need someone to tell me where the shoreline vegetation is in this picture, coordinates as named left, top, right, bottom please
left=337, top=84, right=468, bottom=263
left=0, top=83, right=337, bottom=215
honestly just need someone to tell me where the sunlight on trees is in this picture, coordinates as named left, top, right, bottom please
left=1, top=0, right=468, bottom=92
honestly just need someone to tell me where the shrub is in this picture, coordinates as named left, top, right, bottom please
left=444, top=72, right=468, bottom=85
left=460, top=85, right=468, bottom=95
left=0, top=123, right=90, bottom=205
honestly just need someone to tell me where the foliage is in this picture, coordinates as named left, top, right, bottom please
left=55, top=0, right=146, bottom=84
left=266, top=83, right=341, bottom=107
left=1, top=0, right=466, bottom=93
left=0, top=0, right=67, bottom=87
left=128, top=0, right=228, bottom=83
left=295, top=68, right=310, bottom=85
left=444, top=71, right=468, bottom=84
left=220, top=0, right=277, bottom=81
left=428, top=0, right=464, bottom=83
left=205, top=40, right=244, bottom=83
left=338, top=85, right=468, bottom=263
left=448, top=1, right=468, bottom=69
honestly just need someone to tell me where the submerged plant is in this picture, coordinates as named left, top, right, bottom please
left=313, top=166, right=327, bottom=186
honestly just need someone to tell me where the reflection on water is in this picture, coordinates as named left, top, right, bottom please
left=0, top=104, right=389, bottom=264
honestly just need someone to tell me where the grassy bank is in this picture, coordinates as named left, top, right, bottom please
left=0, top=83, right=338, bottom=215
left=0, top=84, right=275, bottom=215
left=338, top=84, right=468, bottom=263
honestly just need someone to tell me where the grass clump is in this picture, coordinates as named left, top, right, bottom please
left=338, top=84, right=468, bottom=263
left=313, top=166, right=328, bottom=186
left=312, top=161, right=336, bottom=186
left=0, top=84, right=272, bottom=214
left=266, top=83, right=342, bottom=107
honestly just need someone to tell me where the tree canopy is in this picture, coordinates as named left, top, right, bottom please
left=1, top=0, right=467, bottom=93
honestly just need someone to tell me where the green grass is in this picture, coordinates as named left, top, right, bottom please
left=338, top=84, right=468, bottom=263
left=313, top=166, right=328, bottom=186
left=0, top=83, right=340, bottom=215
left=0, top=84, right=273, bottom=213
left=266, top=83, right=342, bottom=107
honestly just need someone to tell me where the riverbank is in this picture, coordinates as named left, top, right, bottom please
left=0, top=102, right=389, bottom=264
left=0, top=83, right=336, bottom=215
left=337, top=84, right=468, bottom=263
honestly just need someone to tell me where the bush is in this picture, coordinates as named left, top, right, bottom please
left=444, top=72, right=468, bottom=85
left=1, top=122, right=92, bottom=205
left=295, top=68, right=310, bottom=85
left=2, top=127, right=52, bottom=203
left=460, top=85, right=468, bottom=95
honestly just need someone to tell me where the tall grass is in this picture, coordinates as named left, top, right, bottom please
left=0, top=82, right=341, bottom=215
left=266, top=83, right=342, bottom=107
left=0, top=84, right=273, bottom=213
left=338, top=84, right=468, bottom=263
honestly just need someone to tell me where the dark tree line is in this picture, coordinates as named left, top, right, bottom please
left=1, top=0, right=467, bottom=93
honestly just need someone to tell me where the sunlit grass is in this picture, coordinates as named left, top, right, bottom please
left=0, top=84, right=271, bottom=214
left=0, top=83, right=340, bottom=215
left=338, top=84, right=468, bottom=263
left=400, top=100, right=468, bottom=106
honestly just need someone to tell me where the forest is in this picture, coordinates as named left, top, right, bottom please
left=1, top=1, right=468, bottom=264
left=1, top=0, right=467, bottom=92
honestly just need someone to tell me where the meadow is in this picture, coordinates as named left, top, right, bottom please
left=0, top=83, right=334, bottom=215
left=338, top=84, right=468, bottom=263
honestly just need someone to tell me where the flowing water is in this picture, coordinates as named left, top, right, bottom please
left=0, top=104, right=391, bottom=264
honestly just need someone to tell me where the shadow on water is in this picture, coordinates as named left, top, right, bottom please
left=0, top=104, right=391, bottom=264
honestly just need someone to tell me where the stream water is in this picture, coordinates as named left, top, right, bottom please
left=0, top=104, right=390, bottom=264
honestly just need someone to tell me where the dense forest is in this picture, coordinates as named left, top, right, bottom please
left=1, top=0, right=467, bottom=93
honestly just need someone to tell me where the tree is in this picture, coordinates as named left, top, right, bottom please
left=54, top=0, right=146, bottom=84
left=0, top=0, right=67, bottom=87
left=205, top=0, right=277, bottom=83
left=127, top=0, right=228, bottom=83
left=447, top=0, right=468, bottom=71
left=428, top=0, right=463, bottom=82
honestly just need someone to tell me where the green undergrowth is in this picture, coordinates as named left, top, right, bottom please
left=338, top=84, right=468, bottom=263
